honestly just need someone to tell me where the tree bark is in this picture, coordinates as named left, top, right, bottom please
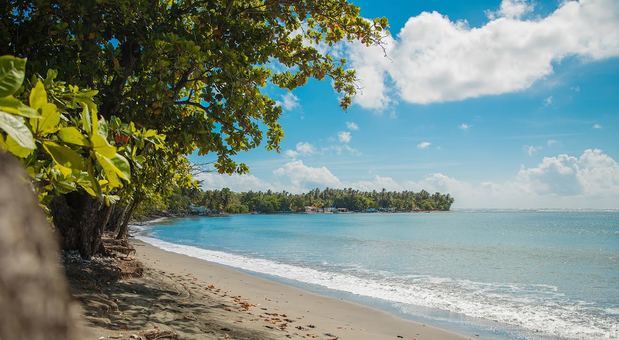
left=116, top=198, right=139, bottom=239
left=0, top=152, right=81, bottom=340
left=49, top=191, right=112, bottom=259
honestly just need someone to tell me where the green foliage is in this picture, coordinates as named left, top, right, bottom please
left=163, top=187, right=454, bottom=215
left=0, top=55, right=134, bottom=208
left=1, top=0, right=388, bottom=175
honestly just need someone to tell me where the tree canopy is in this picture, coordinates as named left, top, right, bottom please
left=1, top=0, right=391, bottom=256
left=1, top=0, right=388, bottom=173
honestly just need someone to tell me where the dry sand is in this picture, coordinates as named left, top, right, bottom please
left=78, top=239, right=471, bottom=340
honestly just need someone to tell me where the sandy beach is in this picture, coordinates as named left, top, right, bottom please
left=75, top=239, right=469, bottom=340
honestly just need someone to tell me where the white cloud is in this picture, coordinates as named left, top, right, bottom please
left=346, top=121, right=359, bottom=131
left=516, top=149, right=619, bottom=196
left=197, top=173, right=275, bottom=192
left=274, top=160, right=342, bottom=191
left=284, top=142, right=316, bottom=158
left=276, top=92, right=300, bottom=111
left=348, top=0, right=619, bottom=108
left=347, top=36, right=396, bottom=110
left=593, top=123, right=603, bottom=129
left=417, top=141, right=432, bottom=149
left=295, top=142, right=315, bottom=155
left=488, top=0, right=535, bottom=20
left=547, top=139, right=558, bottom=146
left=284, top=150, right=299, bottom=158
left=338, top=131, right=352, bottom=143
left=525, top=145, right=542, bottom=156
left=350, top=175, right=404, bottom=192
left=459, top=123, right=471, bottom=130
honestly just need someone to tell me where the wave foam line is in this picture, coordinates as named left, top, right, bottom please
left=137, top=236, right=618, bottom=339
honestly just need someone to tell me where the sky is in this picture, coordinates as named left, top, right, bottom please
left=194, top=0, right=619, bottom=209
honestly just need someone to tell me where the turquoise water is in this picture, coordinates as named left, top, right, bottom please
left=137, top=211, right=619, bottom=339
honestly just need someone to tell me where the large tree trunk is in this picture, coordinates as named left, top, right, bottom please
left=0, top=152, right=81, bottom=340
left=49, top=191, right=112, bottom=259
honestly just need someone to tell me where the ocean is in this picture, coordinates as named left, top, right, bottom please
left=136, top=211, right=619, bottom=339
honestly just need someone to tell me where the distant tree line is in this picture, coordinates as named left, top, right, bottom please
left=148, top=187, right=455, bottom=216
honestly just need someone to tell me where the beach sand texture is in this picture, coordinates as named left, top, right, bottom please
left=78, top=239, right=468, bottom=340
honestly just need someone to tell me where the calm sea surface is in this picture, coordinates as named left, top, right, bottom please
left=137, top=211, right=619, bottom=339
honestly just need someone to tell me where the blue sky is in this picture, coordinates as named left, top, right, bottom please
left=196, top=0, right=619, bottom=209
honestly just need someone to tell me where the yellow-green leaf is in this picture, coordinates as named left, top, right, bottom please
left=0, top=111, right=35, bottom=149
left=0, top=96, right=39, bottom=117
left=5, top=135, right=33, bottom=158
left=95, top=152, right=122, bottom=188
left=58, top=127, right=89, bottom=146
left=91, top=133, right=116, bottom=157
left=95, top=152, right=131, bottom=188
left=29, top=80, right=47, bottom=110
left=43, top=141, right=86, bottom=170
left=31, top=102, right=60, bottom=135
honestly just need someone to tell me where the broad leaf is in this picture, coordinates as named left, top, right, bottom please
left=95, top=152, right=131, bottom=188
left=0, top=111, right=35, bottom=149
left=43, top=141, right=86, bottom=170
left=29, top=80, right=47, bottom=110
left=5, top=135, right=33, bottom=158
left=59, top=127, right=89, bottom=146
left=0, top=96, right=39, bottom=117
left=0, top=56, right=26, bottom=97
left=31, top=102, right=60, bottom=135
left=91, top=133, right=116, bottom=157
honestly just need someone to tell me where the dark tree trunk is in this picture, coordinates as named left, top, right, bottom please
left=49, top=191, right=112, bottom=259
left=0, top=152, right=81, bottom=339
left=116, top=198, right=139, bottom=239
left=105, top=203, right=128, bottom=234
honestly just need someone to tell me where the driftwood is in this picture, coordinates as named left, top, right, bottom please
left=0, top=152, right=80, bottom=340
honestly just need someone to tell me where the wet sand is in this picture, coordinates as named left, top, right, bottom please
left=81, top=239, right=470, bottom=339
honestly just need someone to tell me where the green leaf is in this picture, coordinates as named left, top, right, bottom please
left=43, top=141, right=86, bottom=170
left=0, top=56, right=26, bottom=97
left=95, top=152, right=131, bottom=188
left=0, top=111, right=35, bottom=149
left=91, top=133, right=116, bottom=157
left=31, top=102, right=60, bottom=135
left=5, top=135, right=34, bottom=158
left=80, top=103, right=92, bottom=132
left=29, top=80, right=47, bottom=110
left=58, top=127, right=89, bottom=146
left=0, top=96, right=39, bottom=117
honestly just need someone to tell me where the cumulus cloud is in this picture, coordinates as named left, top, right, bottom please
left=350, top=175, right=404, bottom=192
left=348, top=0, right=619, bottom=108
left=284, top=142, right=316, bottom=158
left=346, top=121, right=359, bottom=131
left=338, top=131, right=352, bottom=143
left=417, top=141, right=432, bottom=149
left=273, top=160, right=342, bottom=191
left=459, top=123, right=471, bottom=130
left=276, top=92, right=300, bottom=111
left=196, top=173, right=276, bottom=192
left=488, top=0, right=535, bottom=20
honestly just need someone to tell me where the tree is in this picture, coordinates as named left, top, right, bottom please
left=1, top=0, right=388, bottom=256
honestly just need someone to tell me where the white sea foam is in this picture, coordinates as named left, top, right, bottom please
left=138, top=236, right=619, bottom=339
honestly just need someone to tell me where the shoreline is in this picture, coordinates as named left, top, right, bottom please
left=83, top=238, right=470, bottom=339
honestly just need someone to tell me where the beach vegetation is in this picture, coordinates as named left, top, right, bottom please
left=1, top=0, right=389, bottom=257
